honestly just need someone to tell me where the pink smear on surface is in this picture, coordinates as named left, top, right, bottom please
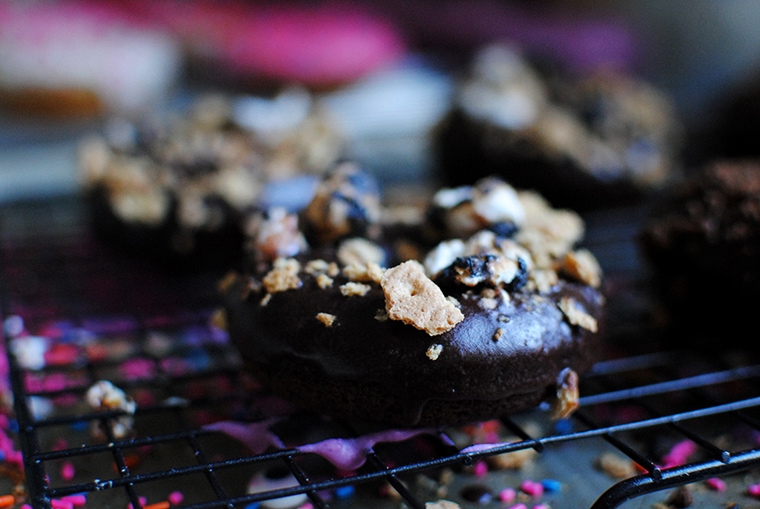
left=204, top=419, right=285, bottom=454
left=298, top=428, right=438, bottom=470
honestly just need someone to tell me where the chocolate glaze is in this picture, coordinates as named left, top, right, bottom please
left=223, top=264, right=604, bottom=427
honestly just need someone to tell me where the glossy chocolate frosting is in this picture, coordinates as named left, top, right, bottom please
left=222, top=266, right=604, bottom=426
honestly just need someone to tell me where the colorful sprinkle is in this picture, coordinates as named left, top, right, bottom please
left=0, top=495, right=15, bottom=508
left=333, top=485, right=355, bottom=499
left=472, top=460, right=488, bottom=477
left=61, top=494, right=87, bottom=506
left=705, top=477, right=726, bottom=491
left=60, top=461, right=75, bottom=481
left=520, top=479, right=544, bottom=497
left=51, top=499, right=74, bottom=509
left=541, top=478, right=562, bottom=493
left=167, top=491, right=184, bottom=505
left=662, top=440, right=696, bottom=468
left=748, top=483, right=760, bottom=497
left=506, top=504, right=527, bottom=509
left=144, top=502, right=171, bottom=509
left=498, top=488, right=516, bottom=503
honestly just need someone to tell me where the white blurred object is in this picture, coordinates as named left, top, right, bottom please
left=0, top=2, right=182, bottom=115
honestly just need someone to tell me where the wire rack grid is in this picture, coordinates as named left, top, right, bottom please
left=2, top=196, right=760, bottom=509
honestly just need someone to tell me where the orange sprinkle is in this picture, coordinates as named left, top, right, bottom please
left=0, top=495, right=15, bottom=508
left=143, top=502, right=170, bottom=509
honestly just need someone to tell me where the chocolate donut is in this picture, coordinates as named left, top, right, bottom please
left=639, top=160, right=760, bottom=339
left=78, top=91, right=345, bottom=270
left=434, top=44, right=683, bottom=211
left=220, top=171, right=605, bottom=427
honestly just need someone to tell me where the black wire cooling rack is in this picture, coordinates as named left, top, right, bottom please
left=3, top=195, right=760, bottom=509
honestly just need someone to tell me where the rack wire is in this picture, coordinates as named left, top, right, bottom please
left=2, top=195, right=760, bottom=509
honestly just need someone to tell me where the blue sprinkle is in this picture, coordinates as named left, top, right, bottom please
left=553, top=418, right=573, bottom=434
left=0, top=451, right=6, bottom=461
left=70, top=421, right=89, bottom=432
left=7, top=420, right=18, bottom=433
left=334, top=485, right=355, bottom=499
left=244, top=503, right=260, bottom=509
left=541, top=479, right=562, bottom=493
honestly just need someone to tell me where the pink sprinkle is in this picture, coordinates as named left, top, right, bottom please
left=748, top=483, right=760, bottom=497
left=507, top=504, right=527, bottom=509
left=60, top=495, right=86, bottom=506
left=127, top=497, right=148, bottom=509
left=662, top=439, right=696, bottom=467
left=533, top=505, right=550, bottom=509
left=50, top=499, right=74, bottom=509
left=22, top=505, right=33, bottom=509
left=167, top=491, right=183, bottom=505
left=473, top=460, right=488, bottom=477
left=499, top=488, right=516, bottom=502
left=60, top=461, right=75, bottom=481
left=706, top=477, right=726, bottom=491
left=520, top=479, right=544, bottom=497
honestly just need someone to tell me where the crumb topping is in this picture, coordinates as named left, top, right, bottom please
left=558, top=296, right=598, bottom=332
left=343, top=261, right=385, bottom=283
left=550, top=367, right=579, bottom=420
left=245, top=207, right=308, bottom=262
left=337, top=237, right=386, bottom=268
left=381, top=260, right=465, bottom=336
left=339, top=282, right=371, bottom=297
left=559, top=249, right=603, bottom=288
left=262, top=257, right=302, bottom=293
left=316, top=312, right=336, bottom=327
left=426, top=343, right=443, bottom=360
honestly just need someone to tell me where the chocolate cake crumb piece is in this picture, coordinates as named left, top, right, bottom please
left=550, top=367, right=579, bottom=419
left=595, top=452, right=637, bottom=479
left=381, top=260, right=465, bottom=336
left=427, top=343, right=443, bottom=360
left=316, top=312, right=337, bottom=327
left=493, top=328, right=505, bottom=341
left=559, top=249, right=602, bottom=288
left=316, top=274, right=334, bottom=289
left=262, top=258, right=302, bottom=293
left=340, top=282, right=371, bottom=297
left=558, top=296, right=598, bottom=332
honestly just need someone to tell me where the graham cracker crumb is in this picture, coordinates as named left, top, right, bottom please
left=340, top=281, right=371, bottom=296
left=560, top=249, right=602, bottom=288
left=381, top=260, right=464, bottom=336
left=426, top=343, right=443, bottom=360
left=262, top=257, right=302, bottom=293
left=550, top=368, right=579, bottom=419
left=260, top=293, right=272, bottom=307
left=558, top=296, right=598, bottom=332
left=493, top=328, right=505, bottom=341
left=596, top=452, right=637, bottom=479
left=316, top=273, right=334, bottom=288
left=316, top=312, right=337, bottom=327
left=343, top=261, right=385, bottom=283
